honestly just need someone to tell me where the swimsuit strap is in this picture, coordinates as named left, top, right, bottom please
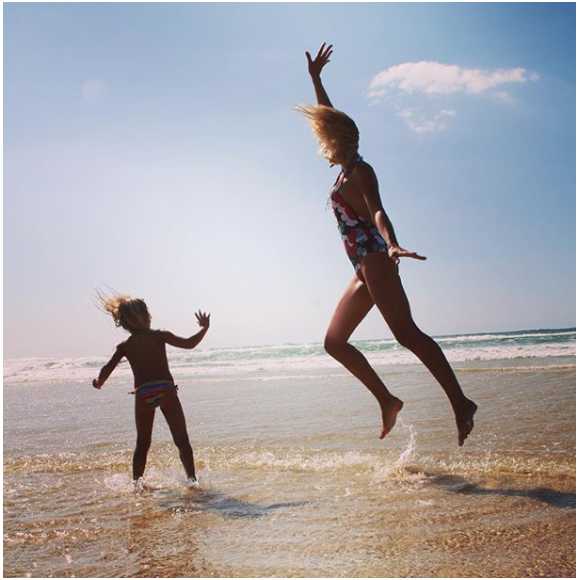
left=336, top=170, right=348, bottom=190
left=344, top=154, right=363, bottom=175
left=338, top=155, right=364, bottom=186
left=328, top=154, right=363, bottom=206
left=136, top=379, right=175, bottom=391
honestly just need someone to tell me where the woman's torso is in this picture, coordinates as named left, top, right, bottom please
left=331, top=162, right=375, bottom=223
left=329, top=157, right=389, bottom=274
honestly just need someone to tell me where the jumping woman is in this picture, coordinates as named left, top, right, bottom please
left=297, top=43, right=477, bottom=445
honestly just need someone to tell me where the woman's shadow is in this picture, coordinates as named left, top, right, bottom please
left=411, top=469, right=576, bottom=509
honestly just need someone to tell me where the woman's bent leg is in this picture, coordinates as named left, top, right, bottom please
left=361, top=253, right=477, bottom=445
left=325, top=275, right=404, bottom=438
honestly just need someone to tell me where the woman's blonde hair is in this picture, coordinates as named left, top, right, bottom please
left=97, top=292, right=151, bottom=333
left=296, top=104, right=359, bottom=167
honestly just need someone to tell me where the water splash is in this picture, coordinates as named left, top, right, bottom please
left=370, top=420, right=427, bottom=489
left=395, top=420, right=417, bottom=467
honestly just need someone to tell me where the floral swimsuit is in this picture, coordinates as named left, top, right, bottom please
left=329, top=156, right=389, bottom=277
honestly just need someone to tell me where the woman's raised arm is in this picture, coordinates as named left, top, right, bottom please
left=306, top=43, right=334, bottom=108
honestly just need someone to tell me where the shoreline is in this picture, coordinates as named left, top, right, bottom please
left=3, top=354, right=576, bottom=388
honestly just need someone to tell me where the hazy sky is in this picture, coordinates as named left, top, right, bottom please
left=4, top=2, right=576, bottom=358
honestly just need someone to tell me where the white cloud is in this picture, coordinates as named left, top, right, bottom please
left=368, top=61, right=538, bottom=133
left=397, top=107, right=458, bottom=134
left=369, top=61, right=537, bottom=97
left=492, top=91, right=513, bottom=103
left=81, top=79, right=107, bottom=103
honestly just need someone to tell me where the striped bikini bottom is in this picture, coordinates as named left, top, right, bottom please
left=135, top=380, right=176, bottom=408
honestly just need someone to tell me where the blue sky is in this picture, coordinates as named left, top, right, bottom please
left=4, top=3, right=576, bottom=358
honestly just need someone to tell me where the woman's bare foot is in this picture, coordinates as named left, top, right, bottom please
left=455, top=399, right=478, bottom=446
left=379, top=396, right=404, bottom=439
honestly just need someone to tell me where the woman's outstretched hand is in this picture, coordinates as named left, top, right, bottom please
left=195, top=310, right=211, bottom=329
left=306, top=42, right=333, bottom=78
left=388, top=245, right=427, bottom=266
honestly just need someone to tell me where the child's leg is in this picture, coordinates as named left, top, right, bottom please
left=160, top=387, right=196, bottom=480
left=134, top=397, right=156, bottom=481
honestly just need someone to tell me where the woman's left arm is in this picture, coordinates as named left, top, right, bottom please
left=352, top=164, right=427, bottom=265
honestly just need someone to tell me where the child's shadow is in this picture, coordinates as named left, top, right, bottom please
left=413, top=469, right=575, bottom=509
left=156, top=487, right=312, bottom=519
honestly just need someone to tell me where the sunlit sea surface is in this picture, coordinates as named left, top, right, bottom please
left=4, top=329, right=576, bottom=577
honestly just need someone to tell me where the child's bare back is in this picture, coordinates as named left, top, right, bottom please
left=118, top=330, right=174, bottom=387
left=93, top=293, right=210, bottom=485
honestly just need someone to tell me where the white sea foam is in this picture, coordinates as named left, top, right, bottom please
left=3, top=329, right=575, bottom=385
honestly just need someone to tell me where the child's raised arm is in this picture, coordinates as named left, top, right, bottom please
left=93, top=345, right=125, bottom=389
left=161, top=310, right=211, bottom=350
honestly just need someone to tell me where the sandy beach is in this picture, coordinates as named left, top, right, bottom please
left=3, top=330, right=576, bottom=578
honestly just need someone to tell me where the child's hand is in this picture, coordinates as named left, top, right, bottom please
left=92, top=378, right=102, bottom=390
left=195, top=310, right=211, bottom=329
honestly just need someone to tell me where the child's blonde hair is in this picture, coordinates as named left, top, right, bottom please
left=296, top=104, right=360, bottom=167
left=98, top=293, right=151, bottom=333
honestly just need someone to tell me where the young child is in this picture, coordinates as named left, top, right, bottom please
left=93, top=294, right=210, bottom=488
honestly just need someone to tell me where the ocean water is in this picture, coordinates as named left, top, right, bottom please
left=3, top=329, right=576, bottom=577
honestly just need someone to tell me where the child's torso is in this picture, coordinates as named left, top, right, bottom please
left=120, top=330, right=173, bottom=387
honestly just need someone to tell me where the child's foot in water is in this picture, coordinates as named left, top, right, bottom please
left=379, top=395, right=404, bottom=439
left=134, top=477, right=149, bottom=493
left=186, top=477, right=201, bottom=490
left=455, top=399, right=478, bottom=446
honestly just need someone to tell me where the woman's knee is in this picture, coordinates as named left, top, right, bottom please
left=324, top=333, right=347, bottom=358
left=393, top=325, right=425, bottom=350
